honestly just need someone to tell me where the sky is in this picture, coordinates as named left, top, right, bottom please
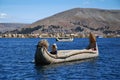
left=0, top=0, right=120, bottom=23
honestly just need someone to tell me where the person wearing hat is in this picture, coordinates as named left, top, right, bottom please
left=50, top=43, right=58, bottom=54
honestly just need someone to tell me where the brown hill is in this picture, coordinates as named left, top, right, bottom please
left=9, top=8, right=120, bottom=35
left=0, top=23, right=29, bottom=33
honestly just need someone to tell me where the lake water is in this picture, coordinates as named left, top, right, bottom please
left=0, top=38, right=120, bottom=80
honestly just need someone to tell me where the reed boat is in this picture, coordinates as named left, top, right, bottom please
left=56, top=37, right=73, bottom=42
left=35, top=33, right=99, bottom=65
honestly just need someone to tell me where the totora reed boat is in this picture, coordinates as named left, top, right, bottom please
left=56, top=37, right=74, bottom=42
left=34, top=32, right=99, bottom=65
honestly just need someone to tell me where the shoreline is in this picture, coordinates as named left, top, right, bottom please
left=0, top=33, right=120, bottom=38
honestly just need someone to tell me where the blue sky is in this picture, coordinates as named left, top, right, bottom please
left=0, top=0, right=120, bottom=23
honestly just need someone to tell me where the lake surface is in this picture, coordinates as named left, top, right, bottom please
left=0, top=38, right=120, bottom=80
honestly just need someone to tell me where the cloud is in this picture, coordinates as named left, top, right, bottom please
left=0, top=13, right=8, bottom=18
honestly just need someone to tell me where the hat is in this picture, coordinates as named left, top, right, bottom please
left=53, top=43, right=57, bottom=49
left=53, top=43, right=56, bottom=46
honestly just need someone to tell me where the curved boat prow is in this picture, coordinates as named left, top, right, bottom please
left=87, top=32, right=97, bottom=50
left=88, top=32, right=99, bottom=55
left=89, top=32, right=96, bottom=43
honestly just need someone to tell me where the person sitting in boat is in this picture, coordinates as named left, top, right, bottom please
left=50, top=43, right=57, bottom=55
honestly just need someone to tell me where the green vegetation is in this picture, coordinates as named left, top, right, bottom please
left=18, top=25, right=43, bottom=34
left=75, top=27, right=84, bottom=32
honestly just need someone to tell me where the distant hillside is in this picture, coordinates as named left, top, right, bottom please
left=7, top=8, right=120, bottom=35
left=0, top=23, right=29, bottom=33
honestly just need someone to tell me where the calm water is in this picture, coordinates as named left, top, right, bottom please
left=0, top=38, right=120, bottom=80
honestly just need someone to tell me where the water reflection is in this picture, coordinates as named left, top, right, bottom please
left=34, top=58, right=98, bottom=80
